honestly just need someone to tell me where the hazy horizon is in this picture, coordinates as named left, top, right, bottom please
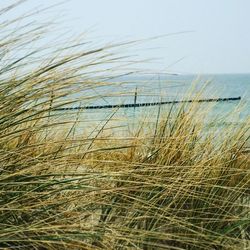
left=6, top=0, right=250, bottom=75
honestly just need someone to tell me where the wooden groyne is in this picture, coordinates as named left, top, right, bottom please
left=54, top=96, right=241, bottom=111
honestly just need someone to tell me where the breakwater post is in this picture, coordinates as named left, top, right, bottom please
left=54, top=96, right=241, bottom=111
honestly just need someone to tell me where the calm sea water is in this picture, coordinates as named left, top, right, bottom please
left=64, top=74, right=250, bottom=130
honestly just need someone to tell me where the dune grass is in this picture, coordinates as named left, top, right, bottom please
left=0, top=2, right=249, bottom=249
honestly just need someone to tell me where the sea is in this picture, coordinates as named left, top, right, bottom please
left=63, top=74, right=250, bottom=132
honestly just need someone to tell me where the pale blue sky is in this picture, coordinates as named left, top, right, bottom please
left=9, top=0, right=250, bottom=74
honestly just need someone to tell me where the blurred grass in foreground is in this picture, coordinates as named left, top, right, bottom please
left=0, top=1, right=249, bottom=249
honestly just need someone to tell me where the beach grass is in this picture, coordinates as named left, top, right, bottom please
left=0, top=2, right=249, bottom=249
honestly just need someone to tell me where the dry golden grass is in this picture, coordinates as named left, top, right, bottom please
left=0, top=1, right=249, bottom=249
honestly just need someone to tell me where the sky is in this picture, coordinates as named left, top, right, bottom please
left=7, top=0, right=250, bottom=74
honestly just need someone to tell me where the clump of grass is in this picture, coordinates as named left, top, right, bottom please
left=0, top=2, right=249, bottom=250
left=81, top=102, right=249, bottom=249
left=0, top=2, right=131, bottom=249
